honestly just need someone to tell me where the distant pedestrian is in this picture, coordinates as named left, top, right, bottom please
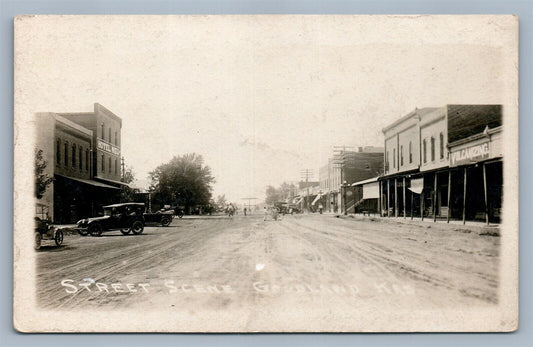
left=244, top=207, right=247, bottom=216
left=263, top=206, right=268, bottom=221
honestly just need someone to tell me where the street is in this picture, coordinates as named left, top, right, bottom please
left=36, top=214, right=499, bottom=321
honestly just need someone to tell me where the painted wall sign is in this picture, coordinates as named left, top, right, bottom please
left=97, top=139, right=120, bottom=156
left=450, top=141, right=489, bottom=167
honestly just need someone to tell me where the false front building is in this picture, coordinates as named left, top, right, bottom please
left=35, top=103, right=126, bottom=223
left=380, top=104, right=502, bottom=223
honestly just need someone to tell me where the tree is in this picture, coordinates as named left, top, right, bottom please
left=149, top=153, right=215, bottom=212
left=120, top=165, right=140, bottom=202
left=265, top=185, right=281, bottom=205
left=215, top=194, right=227, bottom=210
left=265, top=182, right=297, bottom=205
left=35, top=148, right=53, bottom=199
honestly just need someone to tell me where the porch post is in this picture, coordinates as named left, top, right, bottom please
left=378, top=180, right=382, bottom=217
left=394, top=178, right=398, bottom=218
left=463, top=167, right=467, bottom=225
left=410, top=182, right=414, bottom=220
left=387, top=179, right=390, bottom=218
left=447, top=170, right=451, bottom=223
left=483, top=163, right=489, bottom=225
left=433, top=173, right=438, bottom=222
left=420, top=174, right=424, bottom=221
left=403, top=177, right=406, bottom=218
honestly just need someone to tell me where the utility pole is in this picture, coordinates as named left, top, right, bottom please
left=300, top=169, right=313, bottom=212
left=333, top=145, right=355, bottom=215
left=242, top=197, right=258, bottom=215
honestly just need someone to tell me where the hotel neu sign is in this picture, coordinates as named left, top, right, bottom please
left=97, top=138, right=120, bottom=156
left=450, top=141, right=489, bottom=167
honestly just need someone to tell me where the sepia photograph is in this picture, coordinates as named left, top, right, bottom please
left=13, top=15, right=519, bottom=332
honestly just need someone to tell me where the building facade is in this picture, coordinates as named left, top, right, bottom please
left=379, top=104, right=502, bottom=223
left=319, top=147, right=384, bottom=213
left=35, top=103, right=125, bottom=223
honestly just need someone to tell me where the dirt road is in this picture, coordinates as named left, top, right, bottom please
left=36, top=214, right=499, bottom=323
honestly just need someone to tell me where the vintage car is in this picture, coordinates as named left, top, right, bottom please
left=76, top=203, right=145, bottom=236
left=143, top=208, right=174, bottom=227
left=274, top=202, right=303, bottom=215
left=35, top=217, right=63, bottom=250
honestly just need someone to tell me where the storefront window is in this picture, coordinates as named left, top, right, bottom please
left=115, top=158, right=118, bottom=175
left=101, top=154, right=105, bottom=172
left=108, top=157, right=112, bottom=173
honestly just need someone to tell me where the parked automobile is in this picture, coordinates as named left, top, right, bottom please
left=274, top=202, right=303, bottom=215
left=35, top=217, right=63, bottom=250
left=75, top=203, right=145, bottom=237
left=144, top=208, right=174, bottom=227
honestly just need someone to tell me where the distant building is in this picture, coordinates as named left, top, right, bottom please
left=35, top=103, right=127, bottom=223
left=319, top=147, right=384, bottom=213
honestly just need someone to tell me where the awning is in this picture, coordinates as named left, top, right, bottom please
left=94, top=176, right=131, bottom=188
left=352, top=176, right=379, bottom=187
left=311, top=194, right=322, bottom=206
left=409, top=178, right=424, bottom=194
left=55, top=174, right=120, bottom=189
left=363, top=182, right=380, bottom=199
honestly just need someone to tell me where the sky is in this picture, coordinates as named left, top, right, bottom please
left=16, top=15, right=516, bottom=203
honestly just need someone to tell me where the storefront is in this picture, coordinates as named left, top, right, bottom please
left=448, top=127, right=503, bottom=224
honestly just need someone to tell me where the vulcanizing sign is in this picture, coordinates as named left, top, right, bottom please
left=450, top=141, right=489, bottom=167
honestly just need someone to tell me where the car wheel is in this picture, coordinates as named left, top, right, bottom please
left=54, top=230, right=64, bottom=247
left=78, top=229, right=88, bottom=236
left=131, top=220, right=144, bottom=235
left=161, top=217, right=171, bottom=227
left=89, top=224, right=103, bottom=237
left=120, top=228, right=131, bottom=235
left=34, top=232, right=42, bottom=250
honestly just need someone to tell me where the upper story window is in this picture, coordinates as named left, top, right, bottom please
left=400, top=145, right=404, bottom=166
left=85, top=149, right=89, bottom=171
left=72, top=144, right=76, bottom=168
left=78, top=147, right=83, bottom=170
left=56, top=138, right=61, bottom=164
left=114, top=131, right=118, bottom=145
left=409, top=141, right=413, bottom=164
left=393, top=148, right=396, bottom=168
left=108, top=128, right=112, bottom=143
left=115, top=158, right=118, bottom=175
left=423, top=139, right=427, bottom=163
left=430, top=137, right=435, bottom=162
left=101, top=123, right=105, bottom=140
left=101, top=154, right=105, bottom=172
left=108, top=157, right=112, bottom=173
left=64, top=142, right=69, bottom=166
left=439, top=132, right=444, bottom=159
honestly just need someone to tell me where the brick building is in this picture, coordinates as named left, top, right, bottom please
left=35, top=103, right=126, bottom=223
